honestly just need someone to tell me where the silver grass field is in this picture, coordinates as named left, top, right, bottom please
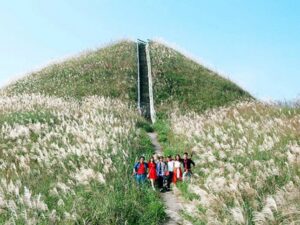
left=170, top=101, right=300, bottom=224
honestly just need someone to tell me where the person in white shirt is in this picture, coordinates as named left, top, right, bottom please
left=166, top=155, right=174, bottom=191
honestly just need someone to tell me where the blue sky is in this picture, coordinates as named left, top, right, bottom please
left=1, top=0, right=299, bottom=100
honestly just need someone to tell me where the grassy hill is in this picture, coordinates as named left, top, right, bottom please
left=0, top=39, right=257, bottom=224
left=2, top=40, right=250, bottom=113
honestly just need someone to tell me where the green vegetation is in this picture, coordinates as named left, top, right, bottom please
left=3, top=40, right=252, bottom=114
left=3, top=41, right=137, bottom=101
left=136, top=118, right=154, bottom=133
left=169, top=101, right=300, bottom=224
left=153, top=118, right=190, bottom=157
left=0, top=39, right=256, bottom=224
left=149, top=41, right=252, bottom=113
left=75, top=128, right=166, bottom=225
left=0, top=95, right=165, bottom=224
left=0, top=110, right=58, bottom=126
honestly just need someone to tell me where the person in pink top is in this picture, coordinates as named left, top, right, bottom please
left=173, top=154, right=182, bottom=184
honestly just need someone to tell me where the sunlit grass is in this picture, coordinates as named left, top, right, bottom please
left=163, top=101, right=300, bottom=224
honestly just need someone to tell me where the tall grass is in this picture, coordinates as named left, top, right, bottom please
left=0, top=94, right=165, bottom=224
left=167, top=101, right=300, bottom=224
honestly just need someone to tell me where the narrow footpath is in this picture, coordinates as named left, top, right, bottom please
left=147, top=132, right=184, bottom=225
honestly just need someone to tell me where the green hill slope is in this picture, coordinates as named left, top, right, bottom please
left=3, top=40, right=137, bottom=101
left=149, top=41, right=252, bottom=114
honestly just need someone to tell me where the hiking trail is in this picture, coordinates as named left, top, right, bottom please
left=137, top=39, right=187, bottom=224
left=147, top=132, right=184, bottom=225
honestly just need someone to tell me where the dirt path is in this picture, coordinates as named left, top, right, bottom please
left=147, top=132, right=184, bottom=225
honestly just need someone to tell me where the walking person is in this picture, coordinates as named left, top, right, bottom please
left=133, top=156, right=148, bottom=185
left=153, top=153, right=159, bottom=164
left=147, top=157, right=157, bottom=190
left=182, top=152, right=195, bottom=182
left=156, top=156, right=167, bottom=192
left=173, top=154, right=182, bottom=185
left=166, top=155, right=174, bottom=191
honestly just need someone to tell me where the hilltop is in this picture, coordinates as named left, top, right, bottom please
left=2, top=40, right=250, bottom=113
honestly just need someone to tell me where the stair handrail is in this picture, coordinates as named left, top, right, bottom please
left=146, top=42, right=156, bottom=123
left=136, top=41, right=141, bottom=114
left=137, top=39, right=147, bottom=44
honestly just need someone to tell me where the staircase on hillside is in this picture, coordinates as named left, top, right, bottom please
left=137, top=39, right=155, bottom=123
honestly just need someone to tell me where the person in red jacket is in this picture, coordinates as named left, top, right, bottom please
left=133, top=156, right=148, bottom=184
left=147, top=157, right=157, bottom=190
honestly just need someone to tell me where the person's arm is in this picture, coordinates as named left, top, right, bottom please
left=132, top=162, right=138, bottom=176
left=164, top=163, right=167, bottom=173
left=179, top=159, right=184, bottom=166
left=145, top=163, right=148, bottom=173
left=190, top=159, right=195, bottom=167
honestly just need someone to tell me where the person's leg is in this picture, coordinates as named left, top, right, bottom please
left=158, top=176, right=163, bottom=190
left=141, top=174, right=146, bottom=184
left=136, top=174, right=141, bottom=184
left=163, top=176, right=167, bottom=191
left=187, top=171, right=192, bottom=181
left=168, top=172, right=173, bottom=189
left=183, top=171, right=187, bottom=182
left=157, top=176, right=161, bottom=188
left=160, top=176, right=165, bottom=191
left=150, top=179, right=155, bottom=190
left=183, top=171, right=191, bottom=182
left=173, top=172, right=177, bottom=186
left=166, top=175, right=170, bottom=189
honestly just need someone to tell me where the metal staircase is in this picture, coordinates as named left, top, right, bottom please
left=137, top=39, right=156, bottom=123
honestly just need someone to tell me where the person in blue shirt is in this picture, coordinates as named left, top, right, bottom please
left=156, top=156, right=167, bottom=192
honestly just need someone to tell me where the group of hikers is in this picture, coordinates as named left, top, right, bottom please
left=133, top=152, right=195, bottom=192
